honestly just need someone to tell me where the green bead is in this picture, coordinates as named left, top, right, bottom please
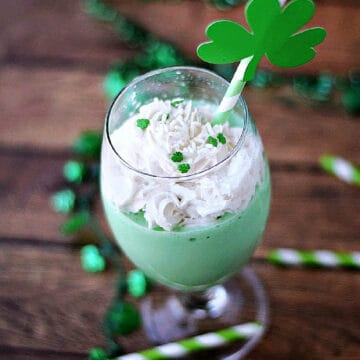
left=63, top=160, right=86, bottom=184
left=73, top=131, right=102, bottom=159
left=127, top=270, right=148, bottom=298
left=106, top=340, right=124, bottom=358
left=51, top=189, right=75, bottom=214
left=342, top=87, right=360, bottom=116
left=146, top=41, right=185, bottom=67
left=113, top=15, right=148, bottom=46
left=60, top=211, right=90, bottom=235
left=88, top=347, right=107, bottom=360
left=104, top=302, right=141, bottom=336
left=104, top=64, right=141, bottom=99
left=81, top=245, right=106, bottom=273
left=103, top=69, right=127, bottom=99
left=83, top=0, right=117, bottom=22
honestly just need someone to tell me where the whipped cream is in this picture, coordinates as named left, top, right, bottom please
left=103, top=98, right=265, bottom=230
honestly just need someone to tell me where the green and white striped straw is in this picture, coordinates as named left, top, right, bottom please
left=320, top=155, right=360, bottom=186
left=114, top=322, right=262, bottom=360
left=211, top=56, right=253, bottom=126
left=268, top=248, right=360, bottom=269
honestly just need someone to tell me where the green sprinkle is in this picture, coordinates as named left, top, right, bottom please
left=136, top=118, right=150, bottom=129
left=217, top=133, right=227, bottom=144
left=170, top=98, right=184, bottom=107
left=171, top=151, right=184, bottom=163
left=207, top=136, right=218, bottom=147
left=178, top=163, right=190, bottom=174
left=166, top=113, right=170, bottom=120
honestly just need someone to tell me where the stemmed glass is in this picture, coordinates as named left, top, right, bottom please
left=101, top=67, right=271, bottom=359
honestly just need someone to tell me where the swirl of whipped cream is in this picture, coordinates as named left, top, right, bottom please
left=104, top=98, right=264, bottom=230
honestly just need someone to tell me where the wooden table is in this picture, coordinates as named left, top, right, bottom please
left=0, top=1, right=359, bottom=359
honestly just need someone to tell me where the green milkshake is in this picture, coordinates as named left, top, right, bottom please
left=101, top=67, right=271, bottom=292
left=102, top=166, right=270, bottom=291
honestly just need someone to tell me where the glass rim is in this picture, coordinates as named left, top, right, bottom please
left=105, top=66, right=249, bottom=181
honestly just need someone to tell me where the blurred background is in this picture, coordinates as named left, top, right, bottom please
left=0, top=1, right=359, bottom=359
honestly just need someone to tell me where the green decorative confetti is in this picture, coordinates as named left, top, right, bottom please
left=178, top=163, right=191, bottom=174
left=63, top=160, right=86, bottom=184
left=81, top=245, right=106, bottom=273
left=217, top=133, right=227, bottom=144
left=136, top=118, right=150, bottom=129
left=207, top=136, right=218, bottom=147
left=170, top=152, right=184, bottom=163
left=51, top=189, right=76, bottom=214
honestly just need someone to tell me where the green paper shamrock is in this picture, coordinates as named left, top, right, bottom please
left=197, top=0, right=326, bottom=81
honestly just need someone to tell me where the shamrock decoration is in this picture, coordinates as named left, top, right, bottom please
left=197, top=0, right=326, bottom=81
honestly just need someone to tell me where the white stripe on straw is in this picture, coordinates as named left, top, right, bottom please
left=268, top=248, right=360, bottom=269
left=212, top=56, right=253, bottom=126
left=211, top=0, right=287, bottom=126
left=115, top=322, right=262, bottom=360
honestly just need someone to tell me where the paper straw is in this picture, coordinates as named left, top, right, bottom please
left=319, top=155, right=360, bottom=186
left=211, top=0, right=287, bottom=126
left=211, top=56, right=253, bottom=126
left=268, top=249, right=360, bottom=269
left=114, top=322, right=262, bottom=360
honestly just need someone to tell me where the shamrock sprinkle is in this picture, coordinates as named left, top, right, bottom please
left=217, top=133, right=227, bottom=144
left=207, top=136, right=218, bottom=147
left=171, top=98, right=184, bottom=107
left=136, top=118, right=150, bottom=129
left=178, top=163, right=190, bottom=174
left=171, top=151, right=184, bottom=163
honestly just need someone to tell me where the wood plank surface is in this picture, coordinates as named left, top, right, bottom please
left=1, top=152, right=359, bottom=253
left=0, top=0, right=131, bottom=69
left=0, top=244, right=359, bottom=359
left=1, top=1, right=359, bottom=359
left=1, top=66, right=359, bottom=163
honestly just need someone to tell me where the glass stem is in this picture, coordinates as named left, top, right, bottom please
left=181, top=285, right=229, bottom=319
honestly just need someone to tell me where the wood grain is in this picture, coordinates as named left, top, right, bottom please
left=1, top=66, right=359, bottom=163
left=0, top=244, right=359, bottom=359
left=0, top=0, right=132, bottom=69
left=1, top=152, right=359, bottom=252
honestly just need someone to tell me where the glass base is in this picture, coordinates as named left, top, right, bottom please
left=140, top=266, right=269, bottom=359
